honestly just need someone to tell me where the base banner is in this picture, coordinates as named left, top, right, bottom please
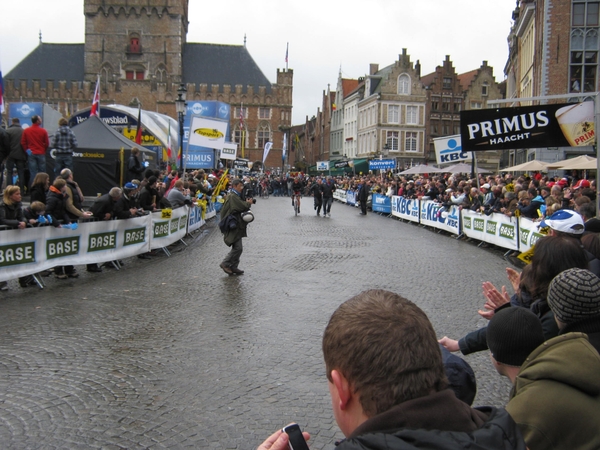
left=461, top=210, right=519, bottom=250
left=517, top=217, right=547, bottom=253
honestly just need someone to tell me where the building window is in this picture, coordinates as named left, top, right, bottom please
left=443, top=77, right=452, bottom=90
left=482, top=82, right=489, bottom=96
left=453, top=99, right=462, bottom=112
left=233, top=126, right=247, bottom=147
left=387, top=105, right=399, bottom=123
left=259, top=107, right=270, bottom=119
left=257, top=122, right=270, bottom=148
left=442, top=97, right=451, bottom=111
left=431, top=96, right=440, bottom=111
left=471, top=101, right=483, bottom=109
left=128, top=36, right=142, bottom=54
left=571, top=2, right=600, bottom=92
left=406, top=105, right=418, bottom=124
left=125, top=70, right=144, bottom=80
left=398, top=74, right=411, bottom=95
left=443, top=125, right=450, bottom=135
left=405, top=132, right=418, bottom=152
left=386, top=131, right=399, bottom=150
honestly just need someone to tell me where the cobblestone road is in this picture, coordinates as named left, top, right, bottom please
left=0, top=196, right=513, bottom=449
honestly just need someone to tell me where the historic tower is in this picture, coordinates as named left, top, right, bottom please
left=83, top=0, right=188, bottom=108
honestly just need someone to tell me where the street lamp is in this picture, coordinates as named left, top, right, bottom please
left=175, top=83, right=187, bottom=172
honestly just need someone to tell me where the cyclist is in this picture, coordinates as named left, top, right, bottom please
left=291, top=176, right=304, bottom=214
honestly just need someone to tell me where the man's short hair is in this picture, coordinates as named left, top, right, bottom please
left=109, top=187, right=122, bottom=198
left=11, top=118, right=20, bottom=125
left=53, top=178, right=66, bottom=189
left=60, top=168, right=72, bottom=180
left=232, top=179, right=244, bottom=187
left=31, top=115, right=40, bottom=124
left=579, top=202, right=596, bottom=221
left=58, top=118, right=68, bottom=126
left=174, top=179, right=184, bottom=189
left=322, top=290, right=447, bottom=417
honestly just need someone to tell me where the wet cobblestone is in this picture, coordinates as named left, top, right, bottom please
left=0, top=197, right=513, bottom=449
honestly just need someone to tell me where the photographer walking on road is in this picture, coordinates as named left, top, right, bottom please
left=220, top=179, right=253, bottom=276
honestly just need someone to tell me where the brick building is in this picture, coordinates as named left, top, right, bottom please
left=504, top=0, right=597, bottom=166
left=3, top=0, right=293, bottom=170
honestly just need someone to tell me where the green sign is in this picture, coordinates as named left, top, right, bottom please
left=88, top=232, right=117, bottom=252
left=0, top=242, right=36, bottom=267
left=499, top=223, right=516, bottom=240
left=47, top=237, right=80, bottom=260
left=124, top=227, right=146, bottom=246
left=153, top=221, right=169, bottom=238
left=473, top=218, right=485, bottom=232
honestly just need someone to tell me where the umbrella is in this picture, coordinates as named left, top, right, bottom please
left=441, top=162, right=491, bottom=174
left=545, top=154, right=597, bottom=170
left=499, top=160, right=550, bottom=172
left=398, top=164, right=444, bottom=175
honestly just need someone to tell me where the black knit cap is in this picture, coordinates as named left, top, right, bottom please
left=547, top=268, right=600, bottom=324
left=487, top=307, right=545, bottom=367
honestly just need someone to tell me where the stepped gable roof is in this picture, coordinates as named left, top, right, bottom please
left=5, top=43, right=85, bottom=87
left=458, top=69, right=478, bottom=91
left=183, top=43, right=272, bottom=94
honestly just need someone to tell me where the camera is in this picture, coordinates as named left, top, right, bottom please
left=249, top=197, right=257, bottom=204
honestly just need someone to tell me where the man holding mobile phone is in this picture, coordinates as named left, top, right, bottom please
left=258, top=289, right=526, bottom=450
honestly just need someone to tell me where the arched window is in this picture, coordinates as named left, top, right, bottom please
left=155, top=64, right=167, bottom=82
left=233, top=124, right=247, bottom=147
left=398, top=74, right=411, bottom=95
left=257, top=122, right=271, bottom=148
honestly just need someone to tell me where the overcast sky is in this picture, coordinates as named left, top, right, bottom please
left=0, top=0, right=516, bottom=124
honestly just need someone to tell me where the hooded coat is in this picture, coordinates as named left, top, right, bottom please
left=506, top=333, right=600, bottom=450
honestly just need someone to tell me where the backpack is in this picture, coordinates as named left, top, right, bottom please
left=218, top=213, right=238, bottom=233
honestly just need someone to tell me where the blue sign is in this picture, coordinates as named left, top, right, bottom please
left=68, top=109, right=135, bottom=128
left=369, top=159, right=396, bottom=170
left=9, top=103, right=43, bottom=126
left=372, top=194, right=392, bottom=213
left=183, top=101, right=231, bottom=166
left=184, top=150, right=215, bottom=169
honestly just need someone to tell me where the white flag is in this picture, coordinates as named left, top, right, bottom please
left=282, top=133, right=287, bottom=161
left=262, top=141, right=273, bottom=164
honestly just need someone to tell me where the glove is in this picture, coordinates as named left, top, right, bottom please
left=45, top=215, right=53, bottom=224
left=143, top=161, right=150, bottom=167
left=38, top=215, right=47, bottom=224
left=63, top=223, right=78, bottom=230
left=26, top=149, right=33, bottom=155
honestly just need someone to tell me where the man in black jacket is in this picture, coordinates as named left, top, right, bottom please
left=358, top=178, right=371, bottom=215
left=5, top=118, right=27, bottom=191
left=258, top=290, right=526, bottom=450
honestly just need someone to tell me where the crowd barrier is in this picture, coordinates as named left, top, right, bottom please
left=334, top=191, right=546, bottom=254
left=0, top=202, right=215, bottom=282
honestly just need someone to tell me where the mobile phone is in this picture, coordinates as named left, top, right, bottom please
left=282, top=423, right=309, bottom=450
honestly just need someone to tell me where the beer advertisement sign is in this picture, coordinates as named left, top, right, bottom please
left=460, top=102, right=595, bottom=151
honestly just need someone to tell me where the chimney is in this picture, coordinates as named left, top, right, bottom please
left=370, top=63, right=379, bottom=75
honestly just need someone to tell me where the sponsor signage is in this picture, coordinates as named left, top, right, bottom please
left=433, top=135, right=472, bottom=164
left=9, top=102, right=43, bottom=127
left=333, top=160, right=351, bottom=168
left=369, top=159, right=396, bottom=170
left=317, top=161, right=330, bottom=171
left=460, top=102, right=595, bottom=151
left=220, top=142, right=237, bottom=161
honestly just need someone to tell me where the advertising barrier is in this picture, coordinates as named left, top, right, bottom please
left=419, top=200, right=460, bottom=235
left=0, top=204, right=214, bottom=282
left=346, top=190, right=357, bottom=206
left=334, top=189, right=347, bottom=203
left=461, top=210, right=519, bottom=250
left=391, top=196, right=420, bottom=223
left=371, top=194, right=392, bottom=214
left=517, top=217, right=546, bottom=253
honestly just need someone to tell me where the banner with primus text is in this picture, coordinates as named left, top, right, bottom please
left=460, top=102, right=595, bottom=151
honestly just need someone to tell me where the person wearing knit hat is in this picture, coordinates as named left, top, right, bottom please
left=487, top=305, right=600, bottom=449
left=487, top=307, right=545, bottom=368
left=547, top=268, right=600, bottom=352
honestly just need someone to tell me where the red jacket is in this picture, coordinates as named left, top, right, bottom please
left=21, top=123, right=49, bottom=155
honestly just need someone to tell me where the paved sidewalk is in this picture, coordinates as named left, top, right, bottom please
left=0, top=197, right=513, bottom=449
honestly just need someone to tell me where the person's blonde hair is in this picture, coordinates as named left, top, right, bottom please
left=2, top=185, right=21, bottom=205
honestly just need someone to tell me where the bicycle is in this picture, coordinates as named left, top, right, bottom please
left=292, top=192, right=301, bottom=216
left=260, top=183, right=270, bottom=199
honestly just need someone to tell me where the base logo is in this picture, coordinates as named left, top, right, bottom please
left=0, top=242, right=36, bottom=267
